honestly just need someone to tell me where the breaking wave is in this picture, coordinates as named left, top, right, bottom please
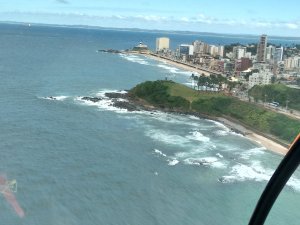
left=119, top=54, right=150, bottom=65
left=41, top=95, right=69, bottom=101
left=186, top=131, right=210, bottom=142
left=75, top=89, right=129, bottom=113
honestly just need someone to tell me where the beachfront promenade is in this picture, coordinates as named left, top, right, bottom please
left=148, top=53, right=223, bottom=76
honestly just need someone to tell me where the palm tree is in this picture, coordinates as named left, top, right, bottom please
left=197, top=75, right=206, bottom=91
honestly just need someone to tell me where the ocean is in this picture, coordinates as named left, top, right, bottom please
left=0, top=23, right=300, bottom=225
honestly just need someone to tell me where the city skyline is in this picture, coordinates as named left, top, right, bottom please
left=1, top=0, right=300, bottom=37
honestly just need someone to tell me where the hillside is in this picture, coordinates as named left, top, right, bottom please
left=248, top=84, right=300, bottom=111
left=130, top=80, right=300, bottom=143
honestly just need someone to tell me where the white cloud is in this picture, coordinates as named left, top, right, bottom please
left=180, top=17, right=190, bottom=22
left=1, top=11, right=300, bottom=35
left=285, top=23, right=298, bottom=29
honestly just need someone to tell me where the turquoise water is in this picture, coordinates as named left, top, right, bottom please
left=0, top=24, right=300, bottom=225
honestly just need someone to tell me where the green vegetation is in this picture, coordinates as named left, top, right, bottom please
left=190, top=74, right=238, bottom=91
left=131, top=80, right=190, bottom=110
left=130, top=80, right=300, bottom=143
left=224, top=43, right=241, bottom=54
left=248, top=84, right=300, bottom=111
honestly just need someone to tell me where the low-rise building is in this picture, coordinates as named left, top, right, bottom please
left=249, top=71, right=273, bottom=88
left=132, top=42, right=150, bottom=53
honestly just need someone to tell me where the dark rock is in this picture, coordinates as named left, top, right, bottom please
left=105, top=92, right=127, bottom=99
left=112, top=101, right=139, bottom=111
left=81, top=97, right=103, bottom=102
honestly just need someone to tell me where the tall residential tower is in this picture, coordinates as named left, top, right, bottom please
left=156, top=37, right=170, bottom=52
left=257, top=34, right=267, bottom=62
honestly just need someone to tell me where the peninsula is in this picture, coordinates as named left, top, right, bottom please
left=128, top=80, right=300, bottom=154
left=82, top=80, right=299, bottom=155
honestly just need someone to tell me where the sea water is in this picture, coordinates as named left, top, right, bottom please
left=0, top=23, right=300, bottom=225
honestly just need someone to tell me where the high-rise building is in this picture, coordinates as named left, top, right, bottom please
left=257, top=34, right=267, bottom=62
left=218, top=46, right=224, bottom=57
left=156, top=37, right=170, bottom=52
left=193, top=40, right=203, bottom=53
left=233, top=46, right=246, bottom=59
left=179, top=44, right=194, bottom=56
left=274, top=47, right=283, bottom=63
left=266, top=45, right=275, bottom=61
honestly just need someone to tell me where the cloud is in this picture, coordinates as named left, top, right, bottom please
left=286, top=23, right=298, bottom=29
left=1, top=10, right=300, bottom=35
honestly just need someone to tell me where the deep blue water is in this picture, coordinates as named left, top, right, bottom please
left=0, top=23, right=300, bottom=225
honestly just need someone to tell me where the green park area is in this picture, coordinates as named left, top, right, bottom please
left=130, top=80, right=300, bottom=143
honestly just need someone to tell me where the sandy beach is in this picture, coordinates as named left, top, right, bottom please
left=144, top=53, right=211, bottom=76
left=140, top=53, right=291, bottom=155
left=216, top=117, right=289, bottom=155
left=246, top=133, right=289, bottom=155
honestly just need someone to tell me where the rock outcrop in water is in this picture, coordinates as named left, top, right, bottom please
left=81, top=97, right=103, bottom=102
left=80, top=92, right=146, bottom=112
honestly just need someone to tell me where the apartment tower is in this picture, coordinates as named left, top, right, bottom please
left=257, top=34, right=267, bottom=62
left=156, top=37, right=170, bottom=52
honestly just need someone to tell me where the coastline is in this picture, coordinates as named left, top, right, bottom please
left=123, top=95, right=290, bottom=155
left=124, top=53, right=291, bottom=155
left=215, top=117, right=289, bottom=155
left=143, top=53, right=211, bottom=76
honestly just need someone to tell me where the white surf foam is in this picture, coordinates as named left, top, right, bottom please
left=186, top=131, right=210, bottom=142
left=154, top=149, right=167, bottom=157
left=75, top=90, right=129, bottom=113
left=42, top=96, right=69, bottom=101
left=239, top=147, right=266, bottom=160
left=145, top=129, right=189, bottom=146
left=156, top=64, right=192, bottom=76
left=287, top=177, right=300, bottom=192
left=184, top=157, right=226, bottom=168
left=145, top=113, right=202, bottom=128
left=220, top=161, right=273, bottom=185
left=168, top=159, right=179, bottom=166
left=119, top=54, right=150, bottom=65
left=214, top=130, right=229, bottom=136
left=216, top=153, right=224, bottom=158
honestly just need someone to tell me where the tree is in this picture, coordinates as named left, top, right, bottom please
left=271, top=76, right=276, bottom=84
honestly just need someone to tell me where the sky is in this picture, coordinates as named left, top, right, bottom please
left=1, top=0, right=300, bottom=36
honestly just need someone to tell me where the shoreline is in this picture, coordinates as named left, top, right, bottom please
left=140, top=54, right=291, bottom=155
left=215, top=117, right=289, bottom=155
left=143, top=53, right=212, bottom=76
left=133, top=54, right=290, bottom=155
left=124, top=95, right=290, bottom=155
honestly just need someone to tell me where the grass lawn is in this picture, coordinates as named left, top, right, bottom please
left=165, top=82, right=225, bottom=102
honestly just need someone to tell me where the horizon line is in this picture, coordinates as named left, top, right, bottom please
left=1, top=20, right=300, bottom=40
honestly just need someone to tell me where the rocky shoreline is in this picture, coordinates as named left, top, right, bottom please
left=82, top=92, right=246, bottom=134
left=79, top=91, right=289, bottom=154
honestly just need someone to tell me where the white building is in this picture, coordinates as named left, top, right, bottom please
left=274, top=47, right=283, bottom=63
left=208, top=45, right=218, bottom=56
left=156, top=37, right=170, bottom=52
left=217, top=45, right=224, bottom=57
left=249, top=71, right=274, bottom=88
left=179, top=44, right=194, bottom=56
left=233, top=46, right=246, bottom=59
left=284, top=56, right=300, bottom=69
left=266, top=45, right=275, bottom=61
left=244, top=52, right=252, bottom=59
